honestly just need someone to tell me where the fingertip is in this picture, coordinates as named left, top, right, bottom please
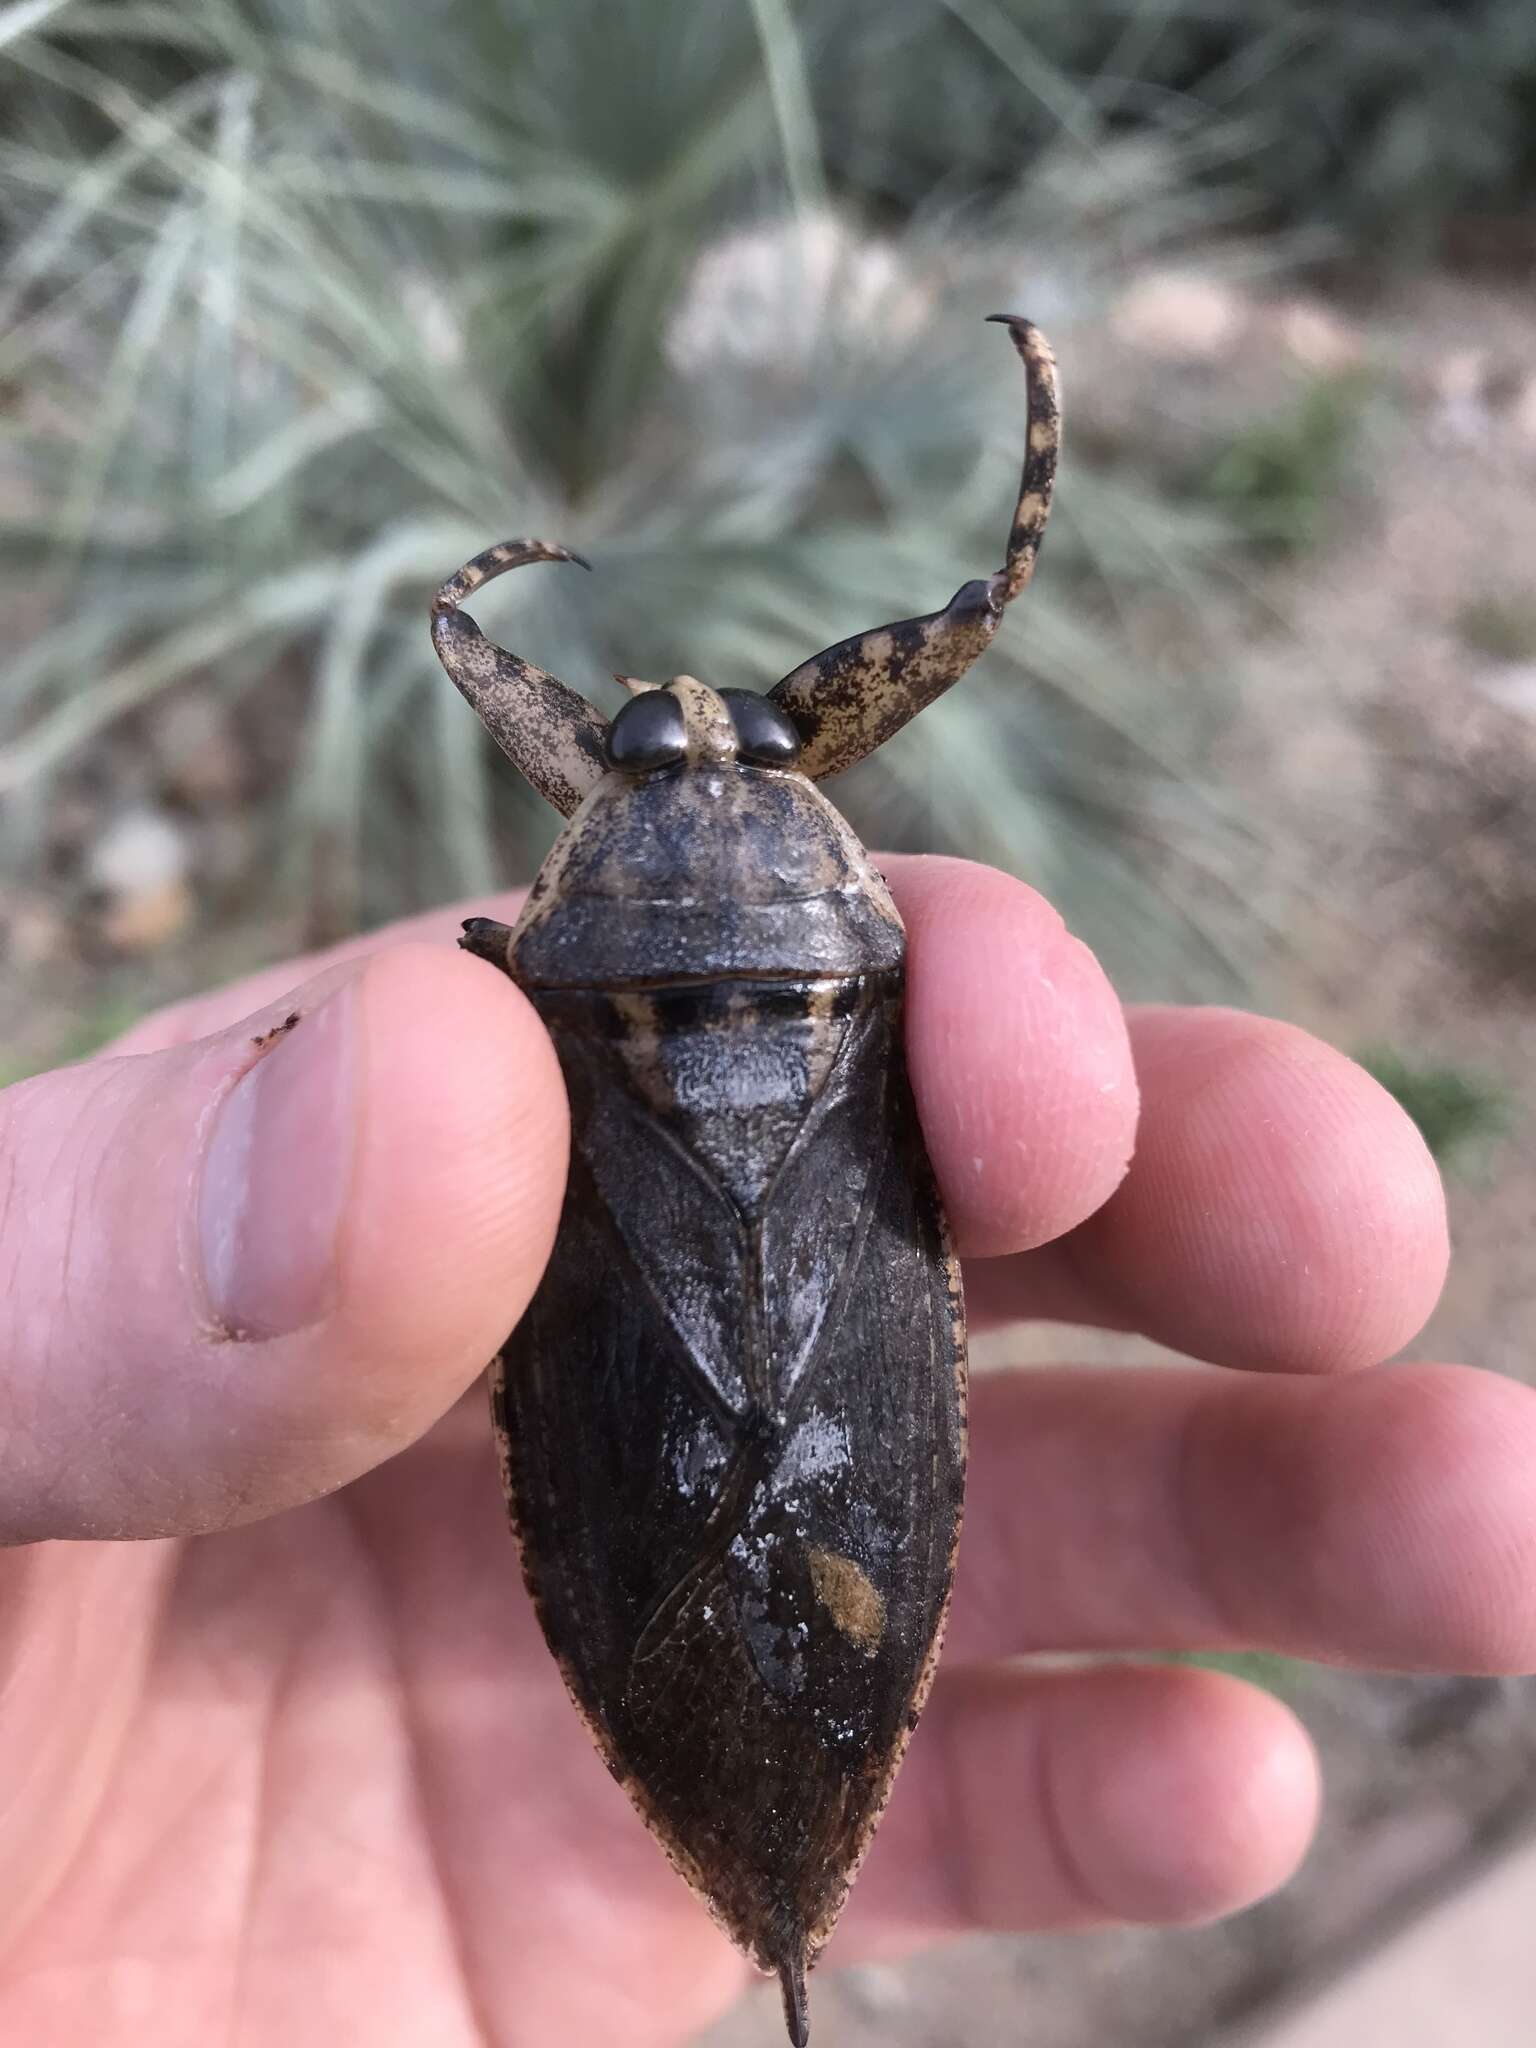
left=333, top=943, right=568, bottom=1423
left=1084, top=1008, right=1449, bottom=1372
left=1400, top=1368, right=1536, bottom=1673
left=886, top=856, right=1137, bottom=1257
left=1049, top=1664, right=1319, bottom=1925
left=890, top=1661, right=1319, bottom=1942
left=1293, top=1364, right=1536, bottom=1674
left=0, top=939, right=569, bottom=1543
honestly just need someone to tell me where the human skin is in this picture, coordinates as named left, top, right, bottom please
left=2, top=854, right=1533, bottom=2048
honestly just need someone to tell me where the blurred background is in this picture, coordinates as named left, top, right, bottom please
left=2, top=1, right=1534, bottom=2041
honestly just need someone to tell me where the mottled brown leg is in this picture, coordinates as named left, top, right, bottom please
left=769, top=317, right=1060, bottom=782
left=459, top=916, right=517, bottom=974
left=430, top=539, right=611, bottom=819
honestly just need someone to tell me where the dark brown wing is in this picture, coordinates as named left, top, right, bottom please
left=493, top=973, right=966, bottom=1999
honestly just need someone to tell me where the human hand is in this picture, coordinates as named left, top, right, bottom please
left=3, top=856, right=1531, bottom=2047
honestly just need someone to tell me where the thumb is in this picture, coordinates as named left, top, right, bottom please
left=0, top=943, right=567, bottom=1542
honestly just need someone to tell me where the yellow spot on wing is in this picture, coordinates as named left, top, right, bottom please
left=807, top=1548, right=886, bottom=1655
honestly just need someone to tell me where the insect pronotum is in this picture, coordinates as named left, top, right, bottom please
left=430, top=316, right=1060, bottom=2047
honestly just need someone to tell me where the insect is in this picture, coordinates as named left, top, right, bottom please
left=430, top=316, right=1059, bottom=2047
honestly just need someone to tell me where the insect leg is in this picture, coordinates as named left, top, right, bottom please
left=458, top=916, right=517, bottom=971
left=430, top=538, right=611, bottom=818
left=769, top=317, right=1060, bottom=780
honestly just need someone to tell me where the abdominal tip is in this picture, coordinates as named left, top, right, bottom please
left=778, top=1951, right=810, bottom=2048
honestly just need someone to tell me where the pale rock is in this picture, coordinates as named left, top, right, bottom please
left=1111, top=269, right=1248, bottom=363
left=101, top=877, right=194, bottom=953
left=1275, top=296, right=1365, bottom=372
left=89, top=805, right=190, bottom=897
left=1431, top=347, right=1498, bottom=443
left=89, top=806, right=195, bottom=952
left=151, top=693, right=244, bottom=803
left=4, top=895, right=69, bottom=967
left=667, top=210, right=930, bottom=378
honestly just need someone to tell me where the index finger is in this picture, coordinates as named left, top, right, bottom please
left=113, top=856, right=1144, bottom=1265
left=114, top=855, right=1447, bottom=1379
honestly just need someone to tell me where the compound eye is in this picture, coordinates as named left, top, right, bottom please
left=719, top=689, right=802, bottom=766
left=606, top=689, right=687, bottom=770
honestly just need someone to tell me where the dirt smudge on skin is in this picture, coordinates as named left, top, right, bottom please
left=250, top=1010, right=301, bottom=1049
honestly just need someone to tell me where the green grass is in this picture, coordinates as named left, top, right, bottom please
left=0, top=993, right=145, bottom=1087
left=1166, top=1649, right=1315, bottom=1703
left=12, top=4, right=1523, bottom=989
left=1186, top=372, right=1372, bottom=556
left=1356, top=1044, right=1513, bottom=1168
left=1455, top=594, right=1536, bottom=665
left=808, top=2, right=1536, bottom=266
left=0, top=0, right=1276, bottom=1000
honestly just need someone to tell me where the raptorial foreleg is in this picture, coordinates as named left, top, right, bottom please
left=769, top=317, right=1060, bottom=780
left=430, top=538, right=611, bottom=818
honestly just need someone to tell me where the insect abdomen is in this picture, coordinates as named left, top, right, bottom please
left=493, top=969, right=966, bottom=1986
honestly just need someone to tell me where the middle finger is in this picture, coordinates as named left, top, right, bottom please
left=947, top=1360, right=1536, bottom=1672
left=965, top=1005, right=1449, bottom=1375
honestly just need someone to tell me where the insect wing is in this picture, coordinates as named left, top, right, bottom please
left=495, top=975, right=965, bottom=1979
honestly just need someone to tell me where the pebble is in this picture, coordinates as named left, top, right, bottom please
left=150, top=693, right=244, bottom=804
left=89, top=806, right=189, bottom=898
left=3, top=896, right=69, bottom=967
left=100, top=877, right=195, bottom=953
left=88, top=806, right=195, bottom=953
left=666, top=210, right=930, bottom=378
left=1273, top=296, right=1366, bottom=373
left=1111, top=268, right=1248, bottom=362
